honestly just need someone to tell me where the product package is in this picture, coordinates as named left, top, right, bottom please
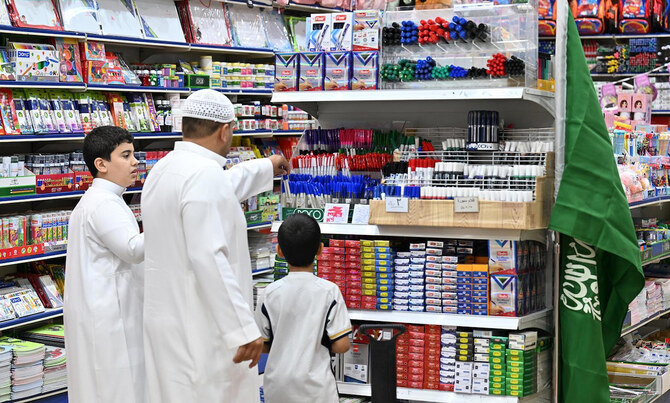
left=330, top=12, right=353, bottom=51
left=226, top=4, right=268, bottom=48
left=176, top=0, right=232, bottom=46
left=324, top=52, right=351, bottom=91
left=309, top=14, right=331, bottom=51
left=80, top=41, right=108, bottom=84
left=353, top=10, right=381, bottom=51
left=6, top=0, right=63, bottom=30
left=134, top=0, right=186, bottom=42
left=58, top=0, right=101, bottom=34
left=97, top=0, right=144, bottom=38
left=351, top=51, right=378, bottom=90
left=0, top=49, right=15, bottom=81
left=275, top=53, right=298, bottom=92
left=490, top=274, right=518, bottom=316
left=12, top=91, right=34, bottom=134
left=105, top=53, right=124, bottom=85
left=343, top=343, right=370, bottom=383
left=262, top=9, right=292, bottom=52
left=287, top=16, right=308, bottom=52
left=8, top=43, right=59, bottom=82
left=0, top=89, right=20, bottom=135
left=298, top=52, right=324, bottom=91
left=51, top=38, right=83, bottom=83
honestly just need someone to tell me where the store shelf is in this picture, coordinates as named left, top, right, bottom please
left=222, top=0, right=342, bottom=12
left=621, top=308, right=670, bottom=337
left=348, top=308, right=551, bottom=331
left=13, top=387, right=67, bottom=403
left=125, top=187, right=142, bottom=194
left=271, top=222, right=547, bottom=242
left=272, top=88, right=555, bottom=129
left=234, top=130, right=274, bottom=137
left=248, top=222, right=272, bottom=230
left=337, top=382, right=549, bottom=402
left=0, top=25, right=84, bottom=39
left=86, top=84, right=190, bottom=93
left=215, top=88, right=273, bottom=97
left=0, top=250, right=66, bottom=267
left=0, top=187, right=142, bottom=205
left=541, top=33, right=670, bottom=40
left=591, top=72, right=670, bottom=78
left=652, top=110, right=670, bottom=115
left=642, top=250, right=670, bottom=267
left=0, top=308, right=63, bottom=333
left=629, top=196, right=670, bottom=210
left=133, top=132, right=182, bottom=140
left=0, top=133, right=85, bottom=142
left=252, top=268, right=273, bottom=276
left=272, top=130, right=305, bottom=136
left=87, top=33, right=190, bottom=50
left=0, top=81, right=86, bottom=90
left=189, top=43, right=274, bottom=56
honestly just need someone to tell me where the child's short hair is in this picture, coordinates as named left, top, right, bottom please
left=83, top=126, right=134, bottom=177
left=278, top=214, right=321, bottom=267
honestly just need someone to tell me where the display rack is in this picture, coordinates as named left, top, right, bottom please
left=336, top=383, right=551, bottom=402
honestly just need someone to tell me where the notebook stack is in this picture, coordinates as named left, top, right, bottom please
left=0, top=337, right=45, bottom=400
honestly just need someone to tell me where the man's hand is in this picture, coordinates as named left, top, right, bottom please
left=233, top=337, right=264, bottom=368
left=268, top=155, right=290, bottom=177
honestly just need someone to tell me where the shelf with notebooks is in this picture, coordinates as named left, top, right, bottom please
left=0, top=81, right=273, bottom=96
left=620, top=308, right=670, bottom=338
left=0, top=130, right=303, bottom=143
left=347, top=308, right=552, bottom=331
left=0, top=308, right=63, bottom=333
left=13, top=388, right=67, bottom=403
left=0, top=188, right=141, bottom=205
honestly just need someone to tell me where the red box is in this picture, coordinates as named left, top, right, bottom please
left=0, top=243, right=45, bottom=261
left=329, top=239, right=345, bottom=247
left=74, top=171, right=94, bottom=191
left=425, top=347, right=441, bottom=356
left=409, top=339, right=425, bottom=348
left=36, top=172, right=76, bottom=194
left=425, top=374, right=440, bottom=384
left=397, top=338, right=409, bottom=346
left=424, top=382, right=440, bottom=390
left=346, top=301, right=361, bottom=309
left=408, top=367, right=424, bottom=375
left=408, top=375, right=424, bottom=383
left=426, top=334, right=441, bottom=343
left=425, top=325, right=441, bottom=335
left=345, top=240, right=361, bottom=248
left=397, top=380, right=408, bottom=388
left=396, top=353, right=408, bottom=361
left=347, top=288, right=361, bottom=296
left=409, top=353, right=424, bottom=362
left=362, top=302, right=376, bottom=310
left=408, top=381, right=424, bottom=389
left=439, top=383, right=454, bottom=391
left=319, top=260, right=346, bottom=269
left=397, top=365, right=408, bottom=374
left=424, top=368, right=440, bottom=377
left=409, top=346, right=424, bottom=355
left=319, top=267, right=346, bottom=276
left=408, top=331, right=425, bottom=340
left=408, top=325, right=425, bottom=333
left=346, top=261, right=361, bottom=269
left=424, top=361, right=440, bottom=370
left=397, top=345, right=409, bottom=354
left=361, top=296, right=377, bottom=303
left=408, top=360, right=424, bottom=369
left=346, top=255, right=361, bottom=262
left=346, top=294, right=361, bottom=301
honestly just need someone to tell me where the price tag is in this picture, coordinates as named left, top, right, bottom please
left=454, top=197, right=479, bottom=213
left=351, top=204, right=370, bottom=225
left=385, top=197, right=409, bottom=213
left=324, top=203, right=350, bottom=224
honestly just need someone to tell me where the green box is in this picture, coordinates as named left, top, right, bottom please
left=490, top=376, right=505, bottom=383
left=491, top=363, right=504, bottom=371
left=507, top=360, right=536, bottom=369
left=507, top=365, right=535, bottom=375
left=245, top=210, right=265, bottom=225
left=506, top=388, right=534, bottom=397
left=0, top=174, right=36, bottom=198
left=490, top=382, right=505, bottom=389
left=507, top=372, right=536, bottom=382
left=490, top=356, right=504, bottom=364
left=491, top=369, right=506, bottom=377
left=185, top=74, right=210, bottom=88
left=490, top=343, right=507, bottom=351
left=506, top=350, right=536, bottom=359
left=281, top=207, right=324, bottom=222
left=490, top=388, right=506, bottom=396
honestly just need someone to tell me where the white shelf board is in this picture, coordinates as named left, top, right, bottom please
left=252, top=268, right=273, bottom=276
left=0, top=308, right=64, bottom=333
left=272, top=88, right=555, bottom=129
left=337, top=383, right=550, bottom=402
left=248, top=223, right=272, bottom=230
left=270, top=222, right=547, bottom=242
left=347, top=308, right=552, bottom=331
left=621, top=308, right=670, bottom=337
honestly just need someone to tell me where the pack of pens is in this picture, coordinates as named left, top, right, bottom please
left=380, top=6, right=539, bottom=89
left=280, top=173, right=380, bottom=209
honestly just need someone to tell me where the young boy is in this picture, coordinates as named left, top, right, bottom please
left=255, top=213, right=351, bottom=403
left=64, top=126, right=145, bottom=403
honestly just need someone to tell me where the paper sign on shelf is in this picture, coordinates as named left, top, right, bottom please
left=385, top=197, right=408, bottom=213
left=351, top=204, right=370, bottom=225
left=324, top=203, right=350, bottom=224
left=455, top=197, right=479, bottom=213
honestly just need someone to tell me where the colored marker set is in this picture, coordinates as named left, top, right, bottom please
left=467, top=110, right=500, bottom=145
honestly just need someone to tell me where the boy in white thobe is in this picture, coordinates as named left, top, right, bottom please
left=64, top=126, right=144, bottom=403
left=141, top=89, right=290, bottom=403
left=255, top=213, right=352, bottom=403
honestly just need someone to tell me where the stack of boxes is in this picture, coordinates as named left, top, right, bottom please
left=423, top=325, right=441, bottom=390
left=424, top=242, right=442, bottom=313
left=273, top=256, right=289, bottom=281
left=454, top=331, right=474, bottom=393
left=409, top=243, right=426, bottom=312
left=507, top=331, right=538, bottom=397
left=406, top=325, right=425, bottom=389
left=319, top=241, right=346, bottom=295
left=473, top=330, right=491, bottom=395
left=440, top=326, right=457, bottom=391
left=395, top=324, right=409, bottom=388
left=345, top=240, right=362, bottom=309
left=456, top=263, right=489, bottom=316
left=361, top=240, right=394, bottom=310
left=393, top=250, right=410, bottom=311
left=489, top=337, right=508, bottom=396
left=442, top=255, right=458, bottom=314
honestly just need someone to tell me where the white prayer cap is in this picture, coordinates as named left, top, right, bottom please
left=180, top=89, right=235, bottom=123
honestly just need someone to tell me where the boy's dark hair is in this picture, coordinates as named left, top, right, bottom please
left=83, top=126, right=134, bottom=177
left=278, top=213, right=321, bottom=267
left=182, top=117, right=225, bottom=139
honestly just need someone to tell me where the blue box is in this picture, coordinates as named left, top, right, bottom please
left=473, top=284, right=488, bottom=291
left=472, top=271, right=488, bottom=278
left=377, top=290, right=393, bottom=298
left=457, top=284, right=473, bottom=291
left=409, top=291, right=424, bottom=298
left=458, top=271, right=472, bottom=277
left=395, top=259, right=410, bottom=265
left=457, top=277, right=472, bottom=285
left=378, top=284, right=394, bottom=292
left=409, top=285, right=425, bottom=292
left=409, top=298, right=425, bottom=306
left=473, top=277, right=489, bottom=285
left=352, top=51, right=379, bottom=90
left=472, top=290, right=488, bottom=298
left=376, top=304, right=392, bottom=310
left=377, top=297, right=392, bottom=304
left=456, top=291, right=471, bottom=298
left=377, top=279, right=394, bottom=286
left=473, top=309, right=488, bottom=316
left=377, top=272, right=393, bottom=279
left=409, top=278, right=425, bottom=285
left=457, top=303, right=472, bottom=310
left=376, top=266, right=393, bottom=273
left=458, top=297, right=473, bottom=303
left=375, top=247, right=390, bottom=253
left=376, top=253, right=394, bottom=260
left=473, top=297, right=488, bottom=304
left=394, top=298, right=409, bottom=305
left=394, top=304, right=409, bottom=311
left=375, top=259, right=393, bottom=266
left=458, top=309, right=473, bottom=315
left=323, top=51, right=352, bottom=90
left=395, top=265, right=409, bottom=273
left=396, top=285, right=410, bottom=292
left=395, top=272, right=409, bottom=280
left=409, top=271, right=425, bottom=278
left=473, top=303, right=488, bottom=311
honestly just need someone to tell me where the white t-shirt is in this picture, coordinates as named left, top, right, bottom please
left=255, top=271, right=352, bottom=403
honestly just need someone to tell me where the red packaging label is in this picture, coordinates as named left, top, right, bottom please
left=426, top=334, right=441, bottom=343
left=346, top=262, right=361, bottom=269
left=439, top=383, right=454, bottom=391
left=425, top=325, right=441, bottom=334
left=345, top=240, right=360, bottom=248
left=409, top=346, right=424, bottom=355
left=347, top=288, right=361, bottom=296
left=410, top=339, right=425, bottom=348
left=409, top=367, right=424, bottom=375
left=408, top=325, right=425, bottom=333
left=424, top=382, right=440, bottom=390
left=408, top=381, right=424, bottom=389
left=408, top=374, right=424, bottom=383
left=408, top=331, right=425, bottom=340
left=362, top=302, right=376, bottom=310
left=408, top=360, right=424, bottom=368
left=396, top=345, right=409, bottom=354
left=397, top=380, right=408, bottom=387
left=329, top=240, right=345, bottom=247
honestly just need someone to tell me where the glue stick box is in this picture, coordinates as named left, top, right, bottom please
left=351, top=51, right=378, bottom=90
left=324, top=52, right=351, bottom=91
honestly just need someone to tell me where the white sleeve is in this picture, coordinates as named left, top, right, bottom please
left=90, top=200, right=144, bottom=265
left=326, top=287, right=352, bottom=342
left=253, top=291, right=272, bottom=344
left=181, top=167, right=261, bottom=349
left=225, top=158, right=274, bottom=201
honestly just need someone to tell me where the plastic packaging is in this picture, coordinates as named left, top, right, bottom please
left=6, top=0, right=62, bottom=30
left=287, top=16, right=308, bottom=52
left=58, top=0, right=101, bottom=34
left=97, top=0, right=144, bottom=38
left=262, top=9, right=292, bottom=52
left=185, top=0, right=232, bottom=46
left=226, top=3, right=268, bottom=49
left=134, top=0, right=186, bottom=42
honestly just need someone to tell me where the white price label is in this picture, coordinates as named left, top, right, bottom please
left=454, top=197, right=479, bottom=213
left=385, top=197, right=409, bottom=213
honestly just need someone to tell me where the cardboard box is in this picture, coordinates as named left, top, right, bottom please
left=343, top=343, right=369, bottom=383
left=309, top=14, right=331, bottom=51
left=353, top=10, right=381, bottom=51
left=275, top=53, right=299, bottom=92
left=330, top=13, right=353, bottom=51
left=351, top=51, right=378, bottom=90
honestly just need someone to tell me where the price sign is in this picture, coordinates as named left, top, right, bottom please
left=385, top=197, right=409, bottom=213
left=454, top=197, right=479, bottom=213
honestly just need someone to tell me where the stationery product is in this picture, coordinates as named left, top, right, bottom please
left=8, top=43, right=59, bottom=82
left=134, top=0, right=186, bottom=42
left=275, top=53, right=299, bottom=92
left=97, top=0, right=144, bottom=38
left=51, top=38, right=83, bottom=83
left=6, top=0, right=62, bottom=30
left=263, top=9, right=292, bottom=52
left=309, top=14, right=331, bottom=51
left=324, top=52, right=351, bottom=91
left=298, top=52, right=324, bottom=91
left=330, top=12, right=353, bottom=51
left=177, top=0, right=232, bottom=46
left=287, top=16, right=308, bottom=52
left=352, top=51, right=378, bottom=90
left=0, top=49, right=16, bottom=81
left=226, top=4, right=268, bottom=49
left=0, top=1, right=11, bottom=25
left=353, top=10, right=381, bottom=51
left=58, top=0, right=101, bottom=34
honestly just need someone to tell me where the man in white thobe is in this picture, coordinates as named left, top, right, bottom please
left=141, top=89, right=290, bottom=403
left=64, top=126, right=144, bottom=403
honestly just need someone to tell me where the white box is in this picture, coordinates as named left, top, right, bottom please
left=309, top=14, right=331, bottom=52
left=330, top=12, right=353, bottom=51
left=343, top=343, right=369, bottom=383
left=353, top=10, right=381, bottom=51
left=509, top=331, right=538, bottom=351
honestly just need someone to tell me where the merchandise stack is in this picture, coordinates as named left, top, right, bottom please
left=344, top=240, right=361, bottom=310
left=361, top=240, right=394, bottom=311
left=41, top=346, right=66, bottom=393
left=440, top=327, right=457, bottom=391
left=0, top=346, right=11, bottom=402
left=0, top=337, right=45, bottom=400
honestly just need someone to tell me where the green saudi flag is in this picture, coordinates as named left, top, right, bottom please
left=549, top=14, right=644, bottom=403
